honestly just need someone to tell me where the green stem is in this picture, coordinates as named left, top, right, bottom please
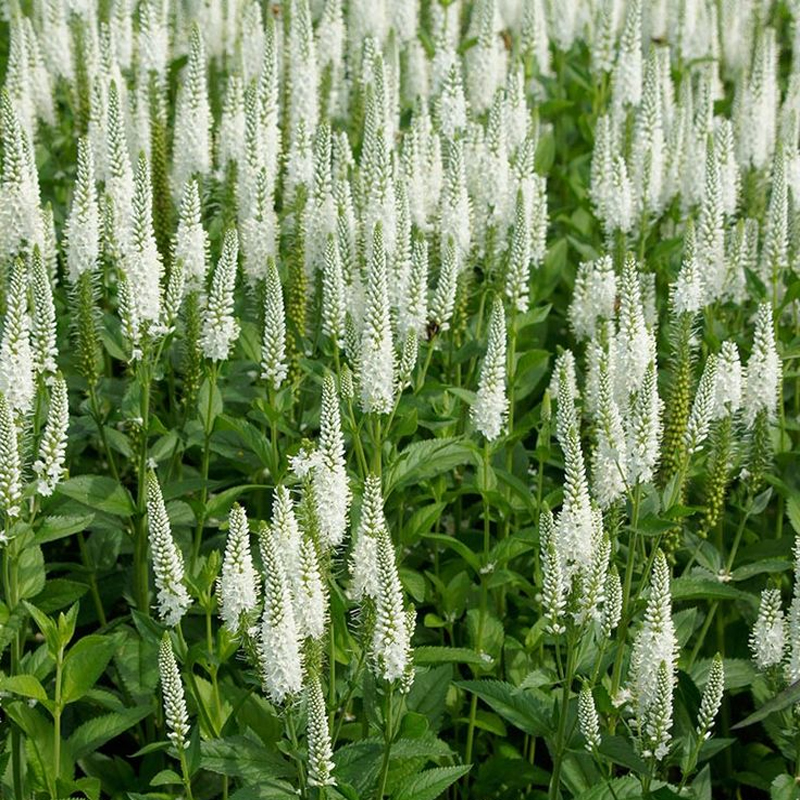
left=88, top=383, right=120, bottom=482
left=464, top=442, right=492, bottom=778
left=286, top=704, right=308, bottom=799
left=193, top=363, right=218, bottom=563
left=549, top=632, right=577, bottom=800
left=53, top=644, right=65, bottom=791
left=610, top=485, right=642, bottom=701
left=4, top=523, right=23, bottom=800
left=376, top=685, right=394, bottom=800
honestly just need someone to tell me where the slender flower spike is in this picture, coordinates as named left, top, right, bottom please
left=579, top=686, right=601, bottom=752
left=295, top=536, right=327, bottom=641
left=629, top=551, right=676, bottom=730
left=0, top=393, right=22, bottom=522
left=505, top=188, right=532, bottom=314
left=174, top=179, right=208, bottom=292
left=471, top=297, right=508, bottom=442
left=372, top=525, right=413, bottom=685
left=322, top=234, right=346, bottom=346
left=259, top=522, right=304, bottom=704
left=218, top=504, right=259, bottom=632
left=307, top=674, right=336, bottom=787
left=641, top=660, right=674, bottom=761
left=696, top=653, right=725, bottom=740
left=602, top=566, right=623, bottom=636
left=711, top=342, right=742, bottom=421
left=350, top=474, right=386, bottom=601
left=172, top=24, right=211, bottom=193
left=123, top=153, right=163, bottom=327
left=261, top=257, right=288, bottom=390
left=751, top=587, right=786, bottom=671
left=65, top=137, right=100, bottom=282
left=30, top=248, right=58, bottom=379
left=147, top=471, right=191, bottom=627
left=359, top=223, right=395, bottom=415
left=0, top=258, right=35, bottom=417
left=430, top=237, right=458, bottom=331
left=33, top=376, right=69, bottom=497
left=313, top=374, right=351, bottom=549
left=158, top=634, right=190, bottom=751
left=743, top=303, right=781, bottom=428
left=540, top=508, right=566, bottom=635
left=201, top=229, right=240, bottom=362
left=684, top=354, right=718, bottom=455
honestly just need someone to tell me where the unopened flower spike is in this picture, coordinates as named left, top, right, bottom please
left=307, top=674, right=336, bottom=787
left=579, top=686, right=601, bottom=752
left=696, top=653, right=724, bottom=741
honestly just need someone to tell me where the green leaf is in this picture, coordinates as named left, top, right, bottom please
left=200, top=736, right=293, bottom=780
left=732, top=679, right=800, bottom=730
left=0, top=674, right=48, bottom=703
left=32, top=579, right=88, bottom=613
left=671, top=576, right=756, bottom=606
left=414, top=647, right=486, bottom=666
left=34, top=514, right=95, bottom=545
left=198, top=377, right=223, bottom=434
left=423, top=534, right=481, bottom=574
left=18, top=544, right=46, bottom=599
left=56, top=475, right=134, bottom=517
left=385, top=438, right=475, bottom=496
left=771, top=773, right=800, bottom=800
left=68, top=707, right=152, bottom=759
left=61, top=635, right=117, bottom=705
left=456, top=680, right=551, bottom=736
left=787, top=496, right=800, bottom=537
left=393, top=766, right=471, bottom=800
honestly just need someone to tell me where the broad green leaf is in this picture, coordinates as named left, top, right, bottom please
left=67, top=706, right=152, bottom=759
left=61, top=635, right=117, bottom=705
left=198, top=377, right=223, bottom=434
left=200, top=736, right=293, bottom=780
left=0, top=674, right=48, bottom=703
left=423, top=534, right=481, bottom=574
left=787, top=496, right=800, bottom=537
left=34, top=514, right=95, bottom=545
left=385, top=438, right=475, bottom=496
left=456, top=680, right=551, bottom=736
left=414, top=647, right=486, bottom=665
left=57, top=476, right=134, bottom=517
left=18, top=544, right=46, bottom=599
left=732, top=679, right=800, bottom=730
left=393, top=766, right=471, bottom=800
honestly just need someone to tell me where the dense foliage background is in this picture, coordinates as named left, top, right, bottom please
left=1, top=1, right=800, bottom=799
